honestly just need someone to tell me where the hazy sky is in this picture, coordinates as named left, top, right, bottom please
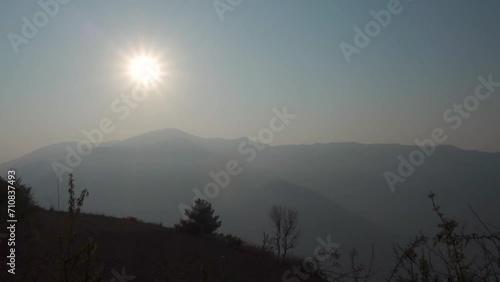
left=1, top=0, right=499, bottom=163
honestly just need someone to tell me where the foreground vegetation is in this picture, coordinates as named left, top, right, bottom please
left=1, top=175, right=499, bottom=281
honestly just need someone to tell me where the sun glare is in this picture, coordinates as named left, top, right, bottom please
left=128, top=55, right=162, bottom=86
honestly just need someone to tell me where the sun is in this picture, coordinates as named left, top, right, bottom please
left=128, top=55, right=162, bottom=86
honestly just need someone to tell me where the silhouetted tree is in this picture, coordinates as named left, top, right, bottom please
left=281, top=208, right=300, bottom=260
left=0, top=176, right=37, bottom=219
left=269, top=205, right=300, bottom=261
left=176, top=199, right=221, bottom=235
left=269, top=206, right=284, bottom=258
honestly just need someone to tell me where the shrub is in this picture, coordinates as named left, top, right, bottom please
left=124, top=216, right=143, bottom=223
left=0, top=176, right=37, bottom=219
left=215, top=233, right=246, bottom=249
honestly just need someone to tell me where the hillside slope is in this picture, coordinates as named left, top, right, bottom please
left=3, top=208, right=325, bottom=282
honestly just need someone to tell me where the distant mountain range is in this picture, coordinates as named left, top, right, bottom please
left=2, top=128, right=499, bottom=265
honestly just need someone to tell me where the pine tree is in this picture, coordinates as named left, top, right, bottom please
left=175, top=199, right=222, bottom=235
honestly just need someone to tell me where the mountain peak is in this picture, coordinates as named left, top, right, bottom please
left=119, top=128, right=199, bottom=147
